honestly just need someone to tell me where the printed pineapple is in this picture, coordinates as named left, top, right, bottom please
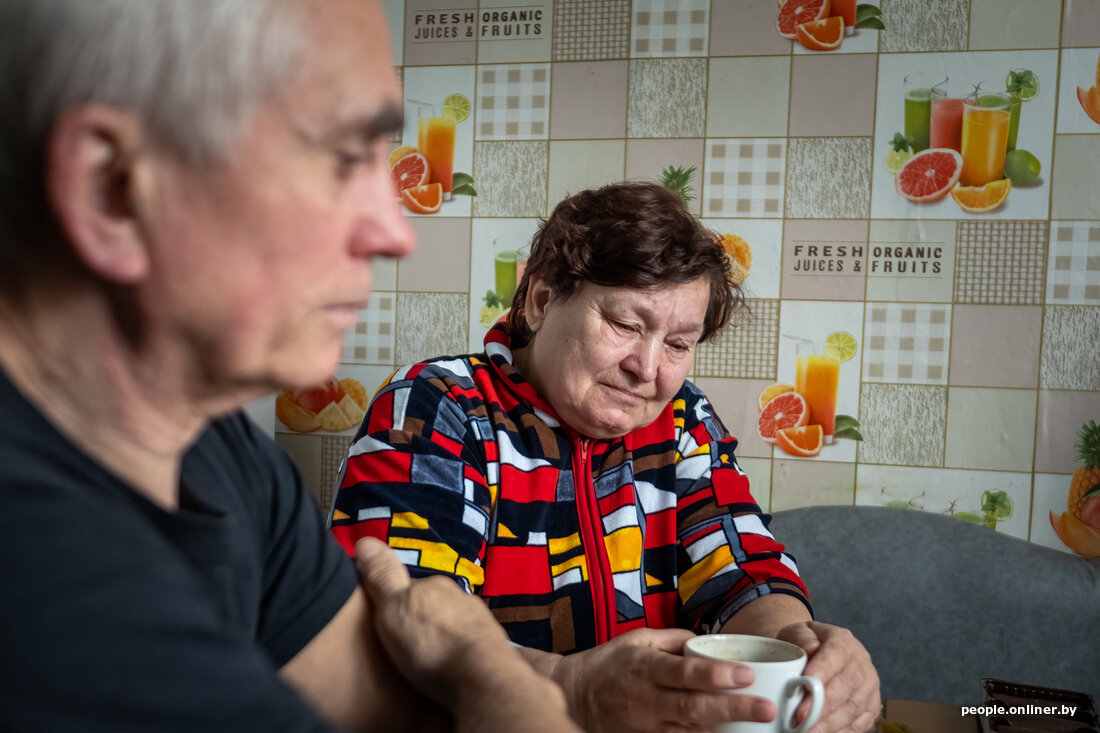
left=659, top=164, right=696, bottom=204
left=1050, top=419, right=1100, bottom=556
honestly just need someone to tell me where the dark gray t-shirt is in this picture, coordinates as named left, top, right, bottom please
left=0, top=370, right=355, bottom=731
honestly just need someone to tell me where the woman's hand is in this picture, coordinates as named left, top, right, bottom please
left=549, top=628, right=775, bottom=733
left=777, top=621, right=880, bottom=733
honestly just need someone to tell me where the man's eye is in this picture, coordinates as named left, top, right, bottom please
left=335, top=150, right=373, bottom=177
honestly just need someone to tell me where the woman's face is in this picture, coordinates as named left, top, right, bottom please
left=520, top=277, right=710, bottom=439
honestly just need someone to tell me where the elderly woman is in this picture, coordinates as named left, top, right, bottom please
left=331, top=182, right=879, bottom=733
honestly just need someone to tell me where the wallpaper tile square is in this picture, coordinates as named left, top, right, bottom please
left=625, top=138, right=704, bottom=215
left=1034, top=390, right=1100, bottom=473
left=472, top=141, right=548, bottom=217
left=706, top=57, right=790, bottom=138
left=627, top=59, right=706, bottom=138
left=789, top=56, right=877, bottom=137
left=402, top=0, right=477, bottom=66
left=968, top=0, right=1062, bottom=50
left=343, top=292, right=395, bottom=365
left=1051, top=135, right=1100, bottom=220
left=1040, top=306, right=1100, bottom=390
left=401, top=218, right=471, bottom=293
left=866, top=219, right=956, bottom=303
left=547, top=140, right=626, bottom=208
left=550, top=61, right=628, bottom=139
left=858, top=384, right=947, bottom=466
left=879, top=0, right=969, bottom=52
left=553, top=0, right=631, bottom=61
left=694, top=299, right=779, bottom=379
left=476, top=0, right=552, bottom=64
left=862, top=303, right=952, bottom=385
left=1062, top=0, right=1100, bottom=47
left=703, top=139, right=785, bottom=218
left=631, top=0, right=709, bottom=58
left=709, top=0, right=790, bottom=56
left=953, top=220, right=1047, bottom=304
left=1046, top=221, right=1100, bottom=304
left=785, top=138, right=872, bottom=219
left=771, top=460, right=856, bottom=511
left=944, top=387, right=1036, bottom=472
left=948, top=305, right=1042, bottom=389
left=476, top=63, right=551, bottom=140
left=396, top=293, right=469, bottom=365
left=781, top=219, right=869, bottom=302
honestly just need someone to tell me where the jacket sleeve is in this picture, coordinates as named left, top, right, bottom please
left=671, top=383, right=812, bottom=632
left=329, top=363, right=493, bottom=593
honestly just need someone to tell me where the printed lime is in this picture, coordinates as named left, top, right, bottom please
left=1003, top=149, right=1041, bottom=186
left=441, top=93, right=471, bottom=122
left=885, top=148, right=913, bottom=175
left=1005, top=69, right=1039, bottom=101
left=824, top=331, right=858, bottom=362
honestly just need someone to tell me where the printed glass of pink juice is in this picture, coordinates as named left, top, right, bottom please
left=930, top=81, right=966, bottom=152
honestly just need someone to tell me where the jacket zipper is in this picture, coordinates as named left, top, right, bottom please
left=572, top=437, right=616, bottom=645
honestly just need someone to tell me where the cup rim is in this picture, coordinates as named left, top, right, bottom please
left=685, top=633, right=807, bottom=664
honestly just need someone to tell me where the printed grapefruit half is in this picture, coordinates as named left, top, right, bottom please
left=757, top=392, right=810, bottom=444
left=390, top=152, right=430, bottom=192
left=894, top=148, right=963, bottom=203
left=777, top=0, right=830, bottom=39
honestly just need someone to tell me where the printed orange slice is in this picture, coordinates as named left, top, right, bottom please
left=949, top=178, right=1011, bottom=214
left=794, top=16, right=844, bottom=51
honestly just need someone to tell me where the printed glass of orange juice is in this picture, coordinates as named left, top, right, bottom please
left=959, top=92, right=1010, bottom=187
left=417, top=104, right=455, bottom=199
left=795, top=343, right=839, bottom=443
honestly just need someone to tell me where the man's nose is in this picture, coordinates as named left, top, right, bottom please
left=350, top=162, right=416, bottom=259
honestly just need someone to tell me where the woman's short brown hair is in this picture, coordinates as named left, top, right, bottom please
left=507, top=181, right=743, bottom=344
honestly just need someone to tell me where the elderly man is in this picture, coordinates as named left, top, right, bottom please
left=0, top=1, right=577, bottom=731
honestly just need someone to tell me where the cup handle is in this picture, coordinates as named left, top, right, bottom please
left=780, top=675, right=824, bottom=733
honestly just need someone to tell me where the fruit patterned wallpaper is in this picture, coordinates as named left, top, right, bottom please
left=248, top=0, right=1100, bottom=557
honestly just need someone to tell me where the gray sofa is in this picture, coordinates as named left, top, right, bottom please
left=769, top=505, right=1100, bottom=705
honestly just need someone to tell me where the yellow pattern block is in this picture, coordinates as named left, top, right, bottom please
left=456, top=556, right=485, bottom=588
left=603, top=526, right=643, bottom=574
left=678, top=544, right=735, bottom=604
left=551, top=553, right=588, bottom=580
left=391, top=512, right=430, bottom=530
left=390, top=537, right=461, bottom=576
left=548, top=532, right=582, bottom=556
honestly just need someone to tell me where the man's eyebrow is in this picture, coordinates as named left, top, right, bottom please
left=333, top=100, right=404, bottom=142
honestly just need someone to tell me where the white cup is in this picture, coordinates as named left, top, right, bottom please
left=684, top=634, right=824, bottom=733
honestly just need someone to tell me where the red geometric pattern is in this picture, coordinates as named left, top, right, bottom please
left=331, top=323, right=809, bottom=653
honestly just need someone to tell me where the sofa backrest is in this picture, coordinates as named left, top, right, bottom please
left=768, top=505, right=1100, bottom=704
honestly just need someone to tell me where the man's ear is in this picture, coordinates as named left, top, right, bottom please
left=45, top=105, right=152, bottom=283
left=523, top=275, right=554, bottom=334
